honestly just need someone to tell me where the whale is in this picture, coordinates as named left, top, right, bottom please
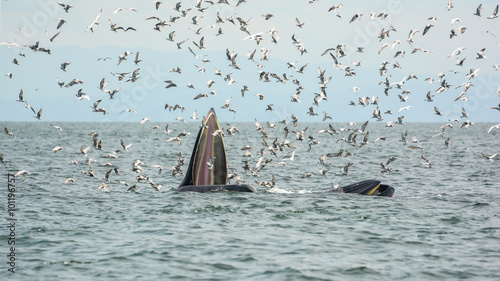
left=177, top=108, right=394, bottom=197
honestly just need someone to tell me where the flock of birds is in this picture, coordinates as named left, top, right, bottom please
left=1, top=0, right=499, bottom=192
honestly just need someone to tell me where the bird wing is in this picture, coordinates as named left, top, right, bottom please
left=95, top=9, right=102, bottom=22
left=475, top=4, right=482, bottom=15
left=360, top=120, right=368, bottom=132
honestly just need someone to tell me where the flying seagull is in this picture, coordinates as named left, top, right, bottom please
left=87, top=9, right=102, bottom=32
left=34, top=108, right=42, bottom=120
left=487, top=5, right=499, bottom=19
left=57, top=2, right=74, bottom=13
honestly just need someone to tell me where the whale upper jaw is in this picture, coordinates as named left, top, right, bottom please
left=177, top=109, right=255, bottom=193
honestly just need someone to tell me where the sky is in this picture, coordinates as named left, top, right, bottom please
left=0, top=0, right=499, bottom=123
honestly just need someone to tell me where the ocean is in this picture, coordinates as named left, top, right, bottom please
left=0, top=121, right=499, bottom=280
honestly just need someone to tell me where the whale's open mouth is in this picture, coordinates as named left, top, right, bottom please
left=179, top=108, right=227, bottom=187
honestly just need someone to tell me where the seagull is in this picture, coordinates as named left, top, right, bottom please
left=487, top=4, right=499, bottom=19
left=154, top=1, right=162, bottom=10
left=349, top=13, right=363, bottom=23
left=144, top=126, right=160, bottom=133
left=461, top=107, right=468, bottom=119
left=91, top=100, right=108, bottom=115
left=466, top=68, right=481, bottom=79
left=295, top=63, right=308, bottom=74
left=120, top=139, right=133, bottom=152
left=50, top=124, right=63, bottom=132
left=56, top=18, right=66, bottom=29
left=378, top=43, right=389, bottom=54
left=60, top=61, right=71, bottom=71
left=372, top=107, right=383, bottom=121
left=407, top=29, right=420, bottom=44
left=121, top=109, right=137, bottom=115
left=192, top=16, right=203, bottom=25
left=166, top=31, right=175, bottom=42
left=193, top=92, right=209, bottom=100
left=481, top=153, right=498, bottom=161
left=34, top=108, right=42, bottom=120
left=420, top=155, right=432, bottom=168
left=52, top=146, right=64, bottom=153
left=450, top=18, right=461, bottom=25
left=290, top=91, right=301, bottom=103
left=164, top=125, right=175, bottom=135
left=341, top=163, right=353, bottom=175
left=175, top=117, right=187, bottom=125
left=164, top=80, right=177, bottom=89
left=445, top=138, right=451, bottom=147
left=16, top=89, right=24, bottom=102
left=434, top=106, right=443, bottom=116
left=241, top=85, right=250, bottom=97
left=0, top=42, right=22, bottom=48
left=105, top=150, right=120, bottom=159
left=14, top=170, right=30, bottom=181
left=140, top=117, right=151, bottom=124
left=295, top=18, right=305, bottom=28
left=87, top=9, right=102, bottom=32
left=134, top=52, right=142, bottom=65
left=446, top=0, right=453, bottom=11
left=191, top=110, right=199, bottom=120
left=113, top=7, right=123, bottom=14
left=488, top=103, right=500, bottom=111
left=397, top=116, right=405, bottom=125
left=328, top=4, right=344, bottom=17
left=423, top=24, right=434, bottom=35
left=474, top=4, right=482, bottom=16
left=63, top=178, right=75, bottom=184
left=380, top=163, right=391, bottom=174
left=456, top=26, right=467, bottom=34
left=207, top=157, right=216, bottom=170
left=167, top=137, right=182, bottom=145
left=4, top=127, right=15, bottom=138
left=456, top=57, right=466, bottom=66
left=97, top=181, right=109, bottom=191
left=97, top=77, right=108, bottom=91
left=476, top=48, right=487, bottom=59
left=398, top=94, right=409, bottom=103
left=488, top=123, right=500, bottom=133
left=262, top=13, right=274, bottom=20
left=176, top=38, right=189, bottom=49
left=399, top=106, right=413, bottom=113
left=80, top=146, right=91, bottom=156
left=57, top=2, right=74, bottom=13
left=104, top=88, right=120, bottom=99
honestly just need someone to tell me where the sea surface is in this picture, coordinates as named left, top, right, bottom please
left=0, top=121, right=499, bottom=280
